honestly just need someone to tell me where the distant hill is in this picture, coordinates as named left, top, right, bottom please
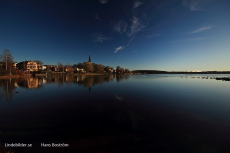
left=132, top=70, right=230, bottom=74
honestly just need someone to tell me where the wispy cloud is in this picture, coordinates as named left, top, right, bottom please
left=133, top=1, right=142, bottom=9
left=93, top=33, right=108, bottom=43
left=114, top=21, right=128, bottom=34
left=172, top=37, right=204, bottom=42
left=187, top=26, right=213, bottom=34
left=127, top=16, right=143, bottom=37
left=99, top=0, right=108, bottom=4
left=127, top=23, right=144, bottom=46
left=182, top=0, right=208, bottom=11
left=114, top=46, right=124, bottom=53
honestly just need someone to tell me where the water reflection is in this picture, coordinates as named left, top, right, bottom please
left=0, top=75, right=129, bottom=102
left=17, top=77, right=44, bottom=89
left=1, top=74, right=230, bottom=152
left=0, top=78, right=17, bottom=102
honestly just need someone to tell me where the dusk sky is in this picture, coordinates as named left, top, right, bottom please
left=0, top=0, right=229, bottom=71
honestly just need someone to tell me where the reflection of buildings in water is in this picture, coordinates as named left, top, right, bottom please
left=14, top=82, right=18, bottom=87
left=14, top=75, right=129, bottom=89
left=27, top=77, right=39, bottom=88
left=0, top=75, right=130, bottom=101
left=76, top=75, right=86, bottom=82
left=16, top=77, right=41, bottom=88
left=65, top=75, right=74, bottom=83
left=43, top=78, right=47, bottom=83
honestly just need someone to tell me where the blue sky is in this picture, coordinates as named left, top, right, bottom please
left=0, top=0, right=229, bottom=71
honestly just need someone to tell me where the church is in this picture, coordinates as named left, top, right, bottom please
left=88, top=52, right=91, bottom=63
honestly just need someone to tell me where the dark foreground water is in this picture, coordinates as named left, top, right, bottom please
left=0, top=74, right=230, bottom=152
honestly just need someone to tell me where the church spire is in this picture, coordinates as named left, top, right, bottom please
left=88, top=52, right=91, bottom=62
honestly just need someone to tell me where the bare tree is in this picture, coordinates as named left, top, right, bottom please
left=33, top=60, right=44, bottom=66
left=116, top=66, right=121, bottom=73
left=93, top=63, right=104, bottom=73
left=104, top=66, right=111, bottom=73
left=0, top=49, right=15, bottom=75
left=57, top=62, right=64, bottom=73
left=77, top=63, right=84, bottom=69
left=33, top=60, right=44, bottom=71
left=125, top=68, right=130, bottom=73
left=83, top=62, right=93, bottom=72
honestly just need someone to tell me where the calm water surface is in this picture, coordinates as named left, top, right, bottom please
left=0, top=74, right=230, bottom=152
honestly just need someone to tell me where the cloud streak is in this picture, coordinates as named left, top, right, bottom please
left=187, top=26, right=213, bottom=34
left=114, top=46, right=124, bottom=53
left=99, top=0, right=108, bottom=4
left=93, top=33, right=108, bottom=43
left=127, top=24, right=144, bottom=46
left=127, top=16, right=142, bottom=37
left=114, top=21, right=128, bottom=34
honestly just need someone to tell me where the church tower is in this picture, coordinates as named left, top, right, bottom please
left=88, top=52, right=91, bottom=63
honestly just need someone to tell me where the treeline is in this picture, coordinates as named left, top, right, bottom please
left=56, top=62, right=131, bottom=74
left=0, top=49, right=131, bottom=75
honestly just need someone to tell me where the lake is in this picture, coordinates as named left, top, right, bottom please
left=0, top=74, right=230, bottom=152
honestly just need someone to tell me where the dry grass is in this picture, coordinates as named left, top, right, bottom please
left=0, top=75, right=20, bottom=79
left=74, top=73, right=103, bottom=75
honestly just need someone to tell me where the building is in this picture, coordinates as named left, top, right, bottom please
left=44, top=65, right=59, bottom=71
left=75, top=67, right=85, bottom=73
left=16, top=61, right=40, bottom=72
left=65, top=66, right=74, bottom=73
left=88, top=52, right=91, bottom=62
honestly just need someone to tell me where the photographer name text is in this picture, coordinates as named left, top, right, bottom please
left=41, top=143, right=69, bottom=147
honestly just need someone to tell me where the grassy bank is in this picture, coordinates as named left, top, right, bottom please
left=74, top=73, right=104, bottom=75
left=0, top=75, right=20, bottom=79
left=0, top=74, right=33, bottom=79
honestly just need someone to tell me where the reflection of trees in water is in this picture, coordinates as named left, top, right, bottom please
left=34, top=75, right=129, bottom=87
left=65, top=75, right=74, bottom=84
left=0, top=75, right=130, bottom=101
left=83, top=76, right=94, bottom=87
left=73, top=75, right=116, bottom=87
left=116, top=74, right=129, bottom=82
left=0, top=78, right=17, bottom=102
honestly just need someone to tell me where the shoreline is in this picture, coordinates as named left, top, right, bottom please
left=0, top=72, right=229, bottom=79
left=0, top=73, right=106, bottom=78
